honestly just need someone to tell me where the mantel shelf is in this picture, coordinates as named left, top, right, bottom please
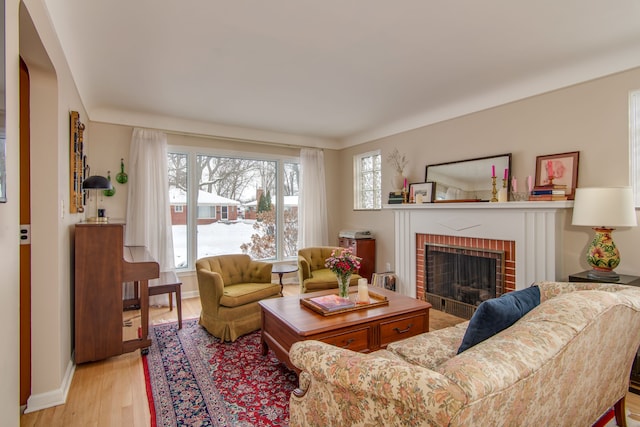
left=383, top=201, right=573, bottom=210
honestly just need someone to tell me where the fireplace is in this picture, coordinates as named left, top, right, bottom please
left=425, top=243, right=505, bottom=319
left=389, top=202, right=570, bottom=298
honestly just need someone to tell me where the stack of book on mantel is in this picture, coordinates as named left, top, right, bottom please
left=388, top=191, right=404, bottom=204
left=528, top=184, right=568, bottom=201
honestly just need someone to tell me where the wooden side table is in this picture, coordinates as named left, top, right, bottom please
left=272, top=264, right=298, bottom=295
left=568, top=270, right=640, bottom=393
left=568, top=270, right=640, bottom=286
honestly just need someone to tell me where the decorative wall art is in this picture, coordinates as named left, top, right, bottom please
left=409, top=181, right=435, bottom=203
left=534, top=151, right=579, bottom=199
left=69, top=111, right=86, bottom=213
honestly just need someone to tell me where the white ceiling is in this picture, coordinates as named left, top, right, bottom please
left=43, top=0, right=640, bottom=149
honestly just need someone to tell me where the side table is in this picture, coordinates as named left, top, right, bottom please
left=272, top=264, right=299, bottom=295
left=569, top=270, right=640, bottom=394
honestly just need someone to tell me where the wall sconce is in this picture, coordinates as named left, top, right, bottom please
left=571, top=187, right=637, bottom=281
left=82, top=175, right=112, bottom=223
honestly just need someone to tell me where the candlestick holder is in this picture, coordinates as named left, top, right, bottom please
left=491, top=176, right=498, bottom=202
left=548, top=175, right=554, bottom=186
left=402, top=189, right=408, bottom=204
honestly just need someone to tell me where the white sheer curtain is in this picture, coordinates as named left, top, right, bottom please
left=125, top=128, right=175, bottom=304
left=298, top=148, right=328, bottom=247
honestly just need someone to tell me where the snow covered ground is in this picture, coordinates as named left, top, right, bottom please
left=172, top=220, right=259, bottom=268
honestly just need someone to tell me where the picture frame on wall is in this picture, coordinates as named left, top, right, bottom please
left=409, top=181, right=435, bottom=203
left=534, top=151, right=579, bottom=199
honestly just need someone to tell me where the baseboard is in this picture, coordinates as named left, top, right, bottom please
left=23, top=357, right=75, bottom=413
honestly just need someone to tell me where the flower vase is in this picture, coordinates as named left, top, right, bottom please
left=337, top=273, right=352, bottom=299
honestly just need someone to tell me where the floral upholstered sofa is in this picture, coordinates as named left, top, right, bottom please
left=289, top=281, right=640, bottom=426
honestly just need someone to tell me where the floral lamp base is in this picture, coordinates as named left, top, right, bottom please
left=586, top=227, right=621, bottom=282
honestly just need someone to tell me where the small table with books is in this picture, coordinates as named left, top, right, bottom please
left=258, top=286, right=431, bottom=372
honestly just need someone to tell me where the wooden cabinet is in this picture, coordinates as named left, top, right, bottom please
left=74, top=223, right=158, bottom=363
left=338, top=237, right=375, bottom=282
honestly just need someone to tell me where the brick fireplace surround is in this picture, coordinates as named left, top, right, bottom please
left=416, top=234, right=515, bottom=302
left=387, top=201, right=573, bottom=298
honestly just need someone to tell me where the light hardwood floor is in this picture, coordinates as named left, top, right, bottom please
left=21, top=288, right=640, bottom=426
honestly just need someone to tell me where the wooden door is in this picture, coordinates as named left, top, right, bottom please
left=19, top=58, right=31, bottom=406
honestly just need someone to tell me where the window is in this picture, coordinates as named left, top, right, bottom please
left=168, top=149, right=299, bottom=269
left=354, top=150, right=382, bottom=210
left=631, top=90, right=640, bottom=207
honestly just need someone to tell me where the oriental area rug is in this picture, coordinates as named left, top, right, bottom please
left=143, top=318, right=297, bottom=426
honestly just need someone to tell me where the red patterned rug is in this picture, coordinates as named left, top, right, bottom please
left=143, top=318, right=297, bottom=426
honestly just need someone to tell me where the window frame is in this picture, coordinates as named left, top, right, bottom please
left=353, top=149, right=382, bottom=210
left=630, top=90, right=640, bottom=207
left=168, top=145, right=300, bottom=271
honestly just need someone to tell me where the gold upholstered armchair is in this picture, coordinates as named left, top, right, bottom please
left=297, top=246, right=362, bottom=294
left=196, top=254, right=281, bottom=342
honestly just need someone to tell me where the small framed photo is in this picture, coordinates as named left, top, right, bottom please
left=534, top=151, right=579, bottom=199
left=409, top=181, right=435, bottom=203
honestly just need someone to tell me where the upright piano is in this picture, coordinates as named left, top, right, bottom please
left=74, top=222, right=159, bottom=363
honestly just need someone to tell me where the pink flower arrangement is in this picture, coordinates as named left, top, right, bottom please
left=325, top=247, right=361, bottom=277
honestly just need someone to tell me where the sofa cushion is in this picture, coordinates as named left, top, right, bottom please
left=457, top=285, right=540, bottom=353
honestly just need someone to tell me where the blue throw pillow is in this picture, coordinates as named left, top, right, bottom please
left=457, top=285, right=540, bottom=354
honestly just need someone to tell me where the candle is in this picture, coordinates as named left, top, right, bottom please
left=409, top=185, right=414, bottom=200
left=357, top=278, right=370, bottom=304
left=503, top=168, right=508, bottom=180
left=491, top=165, right=495, bottom=177
left=511, top=177, right=517, bottom=193
left=527, top=175, right=533, bottom=193
left=403, top=177, right=407, bottom=190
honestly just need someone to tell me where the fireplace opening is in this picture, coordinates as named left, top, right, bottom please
left=425, top=243, right=505, bottom=319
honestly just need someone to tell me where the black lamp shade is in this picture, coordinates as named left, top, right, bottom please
left=82, top=175, right=112, bottom=190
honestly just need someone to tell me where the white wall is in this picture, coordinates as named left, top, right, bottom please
left=19, top=0, right=89, bottom=412
left=339, top=67, right=640, bottom=281
left=1, top=0, right=22, bottom=422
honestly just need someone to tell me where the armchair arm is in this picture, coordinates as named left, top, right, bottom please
left=297, top=255, right=311, bottom=282
left=196, top=269, right=225, bottom=312
left=289, top=341, right=466, bottom=427
left=246, top=260, right=272, bottom=283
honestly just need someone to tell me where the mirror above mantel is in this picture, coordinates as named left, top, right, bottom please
left=425, top=153, right=511, bottom=202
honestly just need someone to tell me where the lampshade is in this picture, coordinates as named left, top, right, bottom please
left=82, top=175, right=112, bottom=190
left=572, top=187, right=637, bottom=227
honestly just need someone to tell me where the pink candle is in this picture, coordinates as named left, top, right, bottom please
left=403, top=178, right=407, bottom=190
left=527, top=175, right=532, bottom=192
left=503, top=168, right=508, bottom=180
left=511, top=177, right=517, bottom=193
left=491, top=165, right=495, bottom=177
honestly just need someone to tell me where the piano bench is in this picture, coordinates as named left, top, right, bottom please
left=149, top=271, right=183, bottom=329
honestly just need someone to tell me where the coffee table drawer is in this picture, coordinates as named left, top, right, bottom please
left=320, top=327, right=370, bottom=352
left=380, top=314, right=427, bottom=346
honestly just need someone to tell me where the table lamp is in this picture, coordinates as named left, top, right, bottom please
left=572, top=187, right=637, bottom=281
left=82, top=175, right=112, bottom=223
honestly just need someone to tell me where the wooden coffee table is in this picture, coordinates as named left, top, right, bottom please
left=259, top=286, right=431, bottom=371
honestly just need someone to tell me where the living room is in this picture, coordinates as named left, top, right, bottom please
left=5, top=1, right=640, bottom=425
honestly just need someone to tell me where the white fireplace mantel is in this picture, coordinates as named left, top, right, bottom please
left=385, top=201, right=573, bottom=297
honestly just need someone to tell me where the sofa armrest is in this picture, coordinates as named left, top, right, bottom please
left=289, top=340, right=466, bottom=427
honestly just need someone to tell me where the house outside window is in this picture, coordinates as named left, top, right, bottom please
left=168, top=149, right=299, bottom=269
left=354, top=150, right=382, bottom=210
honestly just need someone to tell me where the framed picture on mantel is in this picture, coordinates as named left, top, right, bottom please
left=534, top=151, right=579, bottom=199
